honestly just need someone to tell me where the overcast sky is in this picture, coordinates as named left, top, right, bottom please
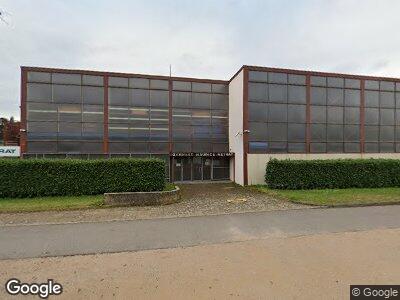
left=1, top=0, right=400, bottom=119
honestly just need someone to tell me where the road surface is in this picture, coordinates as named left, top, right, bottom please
left=1, top=205, right=400, bottom=260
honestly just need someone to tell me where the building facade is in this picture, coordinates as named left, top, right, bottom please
left=20, top=66, right=400, bottom=184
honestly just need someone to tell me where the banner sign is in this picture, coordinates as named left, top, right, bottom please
left=171, top=152, right=233, bottom=157
left=0, top=146, right=20, bottom=157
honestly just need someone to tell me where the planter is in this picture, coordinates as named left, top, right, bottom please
left=104, top=186, right=181, bottom=206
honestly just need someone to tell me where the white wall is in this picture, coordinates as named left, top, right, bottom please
left=228, top=70, right=244, bottom=185
left=247, top=153, right=400, bottom=185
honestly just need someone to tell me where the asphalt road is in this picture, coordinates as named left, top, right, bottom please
left=2, top=205, right=400, bottom=260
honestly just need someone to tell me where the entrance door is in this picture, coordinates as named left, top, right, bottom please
left=182, top=157, right=192, bottom=181
left=193, top=157, right=202, bottom=180
left=203, top=158, right=212, bottom=180
left=173, top=158, right=183, bottom=181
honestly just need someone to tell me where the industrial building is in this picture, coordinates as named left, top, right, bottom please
left=20, top=66, right=400, bottom=184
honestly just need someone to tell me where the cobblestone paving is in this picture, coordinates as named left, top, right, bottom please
left=0, top=183, right=308, bottom=226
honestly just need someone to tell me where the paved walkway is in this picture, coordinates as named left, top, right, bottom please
left=2, top=205, right=400, bottom=260
left=0, top=183, right=305, bottom=226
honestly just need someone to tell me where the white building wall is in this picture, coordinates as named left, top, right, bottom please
left=228, top=70, right=244, bottom=185
left=247, top=153, right=400, bottom=185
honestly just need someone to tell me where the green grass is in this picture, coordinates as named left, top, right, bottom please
left=255, top=185, right=400, bottom=206
left=0, top=183, right=177, bottom=213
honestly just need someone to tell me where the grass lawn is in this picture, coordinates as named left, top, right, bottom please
left=256, top=186, right=400, bottom=206
left=0, top=183, right=177, bottom=213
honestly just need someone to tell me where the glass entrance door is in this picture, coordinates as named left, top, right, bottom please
left=193, top=157, right=202, bottom=180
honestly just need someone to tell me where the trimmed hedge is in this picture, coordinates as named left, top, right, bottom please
left=265, top=158, right=400, bottom=190
left=0, top=158, right=165, bottom=198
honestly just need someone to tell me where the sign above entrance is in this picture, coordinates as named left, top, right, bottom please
left=171, top=152, right=234, bottom=157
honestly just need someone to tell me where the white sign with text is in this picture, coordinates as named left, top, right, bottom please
left=0, top=146, right=20, bottom=157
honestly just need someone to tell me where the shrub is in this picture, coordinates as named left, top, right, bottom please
left=0, top=158, right=165, bottom=198
left=265, top=158, right=400, bottom=190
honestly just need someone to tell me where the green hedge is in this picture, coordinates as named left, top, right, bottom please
left=0, top=158, right=165, bottom=198
left=265, top=159, right=400, bottom=189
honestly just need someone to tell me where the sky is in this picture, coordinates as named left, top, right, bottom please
left=1, top=0, right=400, bottom=119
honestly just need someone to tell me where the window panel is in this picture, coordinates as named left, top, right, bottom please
left=365, top=143, right=379, bottom=153
left=27, top=122, right=58, bottom=140
left=212, top=94, right=228, bottom=110
left=249, top=83, right=267, bottom=101
left=288, top=74, right=306, bottom=85
left=109, top=106, right=129, bottom=124
left=288, top=85, right=306, bottom=104
left=211, top=126, right=228, bottom=142
left=149, top=142, right=169, bottom=153
left=150, top=90, right=169, bottom=107
left=344, top=125, right=359, bottom=141
left=249, top=122, right=268, bottom=141
left=327, top=125, right=343, bottom=141
left=269, top=142, right=287, bottom=153
left=268, top=72, right=287, bottom=84
left=380, top=126, right=394, bottom=142
left=212, top=84, right=228, bottom=94
left=268, top=84, right=287, bottom=103
left=173, top=91, right=191, bottom=107
left=288, top=143, right=306, bottom=153
left=131, top=89, right=149, bottom=107
left=344, top=89, right=360, bottom=107
left=344, top=107, right=359, bottom=124
left=310, top=143, right=326, bottom=153
left=58, top=141, right=82, bottom=153
left=192, top=110, right=210, bottom=125
left=82, top=75, right=103, bottom=86
left=53, top=85, right=81, bottom=104
left=150, top=79, right=169, bottom=90
left=172, top=81, right=192, bottom=92
left=327, top=88, right=344, bottom=106
left=28, top=72, right=51, bottom=83
left=130, top=108, right=149, bottom=125
left=109, top=124, right=129, bottom=141
left=288, top=124, right=305, bottom=142
left=109, top=77, right=129, bottom=87
left=129, top=78, right=149, bottom=89
left=287, top=104, right=306, bottom=123
left=365, top=108, right=379, bottom=125
left=380, top=92, right=395, bottom=108
left=150, top=125, right=169, bottom=141
left=249, top=142, right=268, bottom=153
left=365, top=90, right=379, bottom=107
left=365, top=126, right=379, bottom=142
left=268, top=123, right=287, bottom=141
left=345, top=78, right=360, bottom=89
left=172, top=109, right=191, bottom=125
left=380, top=81, right=395, bottom=91
left=249, top=71, right=268, bottom=82
left=108, top=88, right=129, bottom=106
left=380, top=109, right=395, bottom=125
left=311, top=124, right=326, bottom=142
left=365, top=80, right=379, bottom=90
left=52, top=73, right=81, bottom=85
left=327, top=143, right=343, bottom=153
left=327, top=106, right=343, bottom=124
left=27, top=103, right=57, bottom=121
left=192, top=142, right=212, bottom=152
left=311, top=76, right=326, bottom=86
left=130, top=142, right=149, bottom=153
left=327, top=77, right=344, bottom=88
left=192, top=125, right=211, bottom=140
left=172, top=125, right=192, bottom=141
left=82, top=122, right=103, bottom=140
left=27, top=141, right=57, bottom=153
left=212, top=143, right=229, bottom=152
left=81, top=142, right=103, bottom=154
left=191, top=93, right=210, bottom=109
left=83, top=105, right=103, bottom=122
left=344, top=143, right=360, bottom=153
left=249, top=102, right=268, bottom=122
left=311, top=106, right=326, bottom=123
left=83, top=86, right=103, bottom=104
left=58, top=122, right=82, bottom=139
left=173, top=142, right=191, bottom=152
left=130, top=126, right=150, bottom=141
left=192, top=82, right=211, bottom=92
left=150, top=108, right=168, bottom=124
left=58, top=104, right=82, bottom=122
left=311, top=87, right=326, bottom=105
left=27, top=83, right=52, bottom=102
left=268, top=103, right=287, bottom=122
left=380, top=143, right=394, bottom=152
left=396, top=93, right=400, bottom=108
